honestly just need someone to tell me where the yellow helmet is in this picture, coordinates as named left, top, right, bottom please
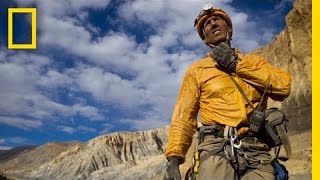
left=194, top=4, right=233, bottom=40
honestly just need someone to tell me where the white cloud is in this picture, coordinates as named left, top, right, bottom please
left=4, top=0, right=289, bottom=134
left=120, top=115, right=168, bottom=131
left=58, top=125, right=97, bottom=134
left=68, top=0, right=111, bottom=11
left=72, top=104, right=104, bottom=120
left=0, top=116, right=42, bottom=130
left=99, top=123, right=114, bottom=135
left=58, top=125, right=76, bottom=134
left=0, top=51, right=104, bottom=129
left=15, top=0, right=111, bottom=16
left=0, top=146, right=12, bottom=150
left=118, top=0, right=279, bottom=52
left=39, top=70, right=73, bottom=88
left=0, top=137, right=31, bottom=149
left=6, top=137, right=29, bottom=144
left=77, top=125, right=97, bottom=133
left=74, top=65, right=151, bottom=109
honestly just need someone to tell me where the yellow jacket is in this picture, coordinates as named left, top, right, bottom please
left=165, top=52, right=292, bottom=161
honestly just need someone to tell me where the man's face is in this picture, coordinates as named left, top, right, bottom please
left=202, top=15, right=231, bottom=45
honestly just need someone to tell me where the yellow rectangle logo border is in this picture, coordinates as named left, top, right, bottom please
left=8, top=8, right=37, bottom=49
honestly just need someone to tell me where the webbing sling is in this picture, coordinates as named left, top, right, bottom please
left=227, top=74, right=269, bottom=110
left=227, top=74, right=291, bottom=160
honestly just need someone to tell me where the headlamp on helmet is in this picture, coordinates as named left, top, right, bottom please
left=194, top=4, right=233, bottom=40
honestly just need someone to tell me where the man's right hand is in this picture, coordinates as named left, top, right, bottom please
left=210, top=42, right=238, bottom=73
left=163, top=156, right=182, bottom=180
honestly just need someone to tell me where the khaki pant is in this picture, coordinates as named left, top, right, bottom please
left=197, top=135, right=275, bottom=180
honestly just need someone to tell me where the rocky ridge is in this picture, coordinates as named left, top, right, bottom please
left=2, top=127, right=168, bottom=180
left=1, top=129, right=311, bottom=180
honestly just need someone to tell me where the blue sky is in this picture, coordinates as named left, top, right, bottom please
left=0, top=0, right=293, bottom=149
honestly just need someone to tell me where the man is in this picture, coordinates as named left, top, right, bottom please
left=163, top=4, right=291, bottom=180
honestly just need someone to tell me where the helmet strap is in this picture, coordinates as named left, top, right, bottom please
left=224, top=23, right=232, bottom=46
left=225, top=34, right=232, bottom=46
left=207, top=43, right=216, bottom=49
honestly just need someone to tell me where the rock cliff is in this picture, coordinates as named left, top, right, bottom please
left=252, top=0, right=311, bottom=133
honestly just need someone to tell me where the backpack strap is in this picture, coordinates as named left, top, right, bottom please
left=276, top=123, right=292, bottom=161
left=264, top=122, right=282, bottom=146
left=227, top=74, right=254, bottom=109
left=265, top=108, right=292, bottom=161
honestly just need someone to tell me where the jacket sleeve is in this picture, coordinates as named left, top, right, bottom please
left=165, top=66, right=200, bottom=162
left=236, top=54, right=292, bottom=101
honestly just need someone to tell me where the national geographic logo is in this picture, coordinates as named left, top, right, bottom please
left=7, top=8, right=37, bottom=49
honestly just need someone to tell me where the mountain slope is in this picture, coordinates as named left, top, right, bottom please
left=2, top=127, right=168, bottom=180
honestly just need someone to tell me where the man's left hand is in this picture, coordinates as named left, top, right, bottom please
left=210, top=42, right=238, bottom=73
left=163, top=156, right=182, bottom=180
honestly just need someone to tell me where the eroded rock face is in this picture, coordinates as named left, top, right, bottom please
left=252, top=0, right=311, bottom=133
left=0, top=142, right=79, bottom=171
left=3, top=127, right=169, bottom=180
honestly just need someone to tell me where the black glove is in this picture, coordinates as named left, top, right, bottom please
left=163, top=156, right=182, bottom=180
left=210, top=42, right=238, bottom=73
